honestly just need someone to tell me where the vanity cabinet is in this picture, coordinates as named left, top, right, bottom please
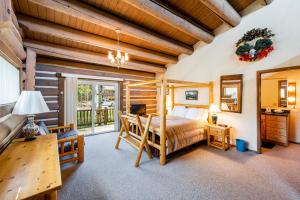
left=261, top=114, right=266, bottom=140
left=261, top=114, right=289, bottom=146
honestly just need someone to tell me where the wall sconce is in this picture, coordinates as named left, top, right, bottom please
left=287, top=82, right=296, bottom=105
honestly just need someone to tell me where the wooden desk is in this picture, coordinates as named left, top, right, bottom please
left=0, top=134, right=62, bottom=200
left=207, top=124, right=231, bottom=151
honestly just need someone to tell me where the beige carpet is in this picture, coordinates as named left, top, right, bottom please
left=59, top=133, right=300, bottom=200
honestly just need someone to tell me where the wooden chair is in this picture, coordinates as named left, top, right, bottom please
left=48, top=124, right=84, bottom=164
left=115, top=112, right=152, bottom=167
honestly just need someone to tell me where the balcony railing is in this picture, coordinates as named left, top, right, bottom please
left=77, top=107, right=114, bottom=128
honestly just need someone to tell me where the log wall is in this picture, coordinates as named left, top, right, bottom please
left=35, top=58, right=158, bottom=127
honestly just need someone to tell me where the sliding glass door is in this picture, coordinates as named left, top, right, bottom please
left=77, top=82, right=93, bottom=135
left=77, top=80, right=118, bottom=136
left=94, top=83, right=116, bottom=133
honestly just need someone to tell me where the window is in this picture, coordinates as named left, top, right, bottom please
left=0, top=56, right=20, bottom=105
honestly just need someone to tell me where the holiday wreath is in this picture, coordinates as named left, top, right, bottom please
left=236, top=28, right=275, bottom=62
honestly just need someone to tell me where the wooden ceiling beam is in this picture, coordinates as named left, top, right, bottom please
left=0, top=21, right=25, bottom=59
left=36, top=58, right=156, bottom=79
left=0, top=40, right=22, bottom=68
left=17, top=15, right=177, bottom=65
left=199, top=0, right=241, bottom=27
left=0, top=0, right=26, bottom=60
left=123, top=0, right=214, bottom=43
left=28, top=0, right=193, bottom=55
left=23, top=40, right=166, bottom=73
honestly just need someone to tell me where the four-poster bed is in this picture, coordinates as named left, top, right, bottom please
left=115, top=78, right=214, bottom=166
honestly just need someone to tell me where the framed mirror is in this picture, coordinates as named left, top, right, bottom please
left=220, top=74, right=243, bottom=113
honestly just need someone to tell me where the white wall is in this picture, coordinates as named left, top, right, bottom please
left=261, top=79, right=279, bottom=107
left=165, top=0, right=300, bottom=151
left=174, top=88, right=209, bottom=106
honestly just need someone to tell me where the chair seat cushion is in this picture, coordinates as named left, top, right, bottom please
left=57, top=130, right=79, bottom=153
left=59, top=141, right=78, bottom=153
left=57, top=130, right=78, bottom=139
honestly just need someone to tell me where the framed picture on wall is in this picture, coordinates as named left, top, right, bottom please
left=185, top=90, right=198, bottom=100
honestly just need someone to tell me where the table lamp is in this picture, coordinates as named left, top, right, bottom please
left=12, top=91, right=50, bottom=141
left=209, top=104, right=221, bottom=125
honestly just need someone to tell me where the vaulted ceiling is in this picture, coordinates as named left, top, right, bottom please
left=12, top=0, right=263, bottom=73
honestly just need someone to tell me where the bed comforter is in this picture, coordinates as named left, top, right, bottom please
left=143, top=115, right=207, bottom=154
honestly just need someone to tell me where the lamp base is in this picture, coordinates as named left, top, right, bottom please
left=212, top=114, right=218, bottom=125
left=23, top=115, right=39, bottom=141
left=24, top=136, right=36, bottom=141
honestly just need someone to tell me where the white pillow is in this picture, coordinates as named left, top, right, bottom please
left=185, top=108, right=208, bottom=122
left=201, top=109, right=209, bottom=122
left=170, top=106, right=187, bottom=117
left=185, top=108, right=200, bottom=120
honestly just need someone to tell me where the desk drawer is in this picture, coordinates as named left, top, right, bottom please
left=209, top=127, right=222, bottom=135
left=266, top=127, right=287, bottom=137
left=266, top=121, right=286, bottom=129
left=266, top=115, right=287, bottom=123
left=266, top=134, right=287, bottom=144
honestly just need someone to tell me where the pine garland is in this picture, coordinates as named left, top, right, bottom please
left=235, top=28, right=275, bottom=62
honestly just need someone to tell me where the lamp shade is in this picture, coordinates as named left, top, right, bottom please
left=209, top=104, right=221, bottom=113
left=12, top=91, right=50, bottom=115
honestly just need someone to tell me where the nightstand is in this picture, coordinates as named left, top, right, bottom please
left=207, top=124, right=231, bottom=151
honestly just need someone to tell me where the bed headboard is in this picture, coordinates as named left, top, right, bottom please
left=170, top=81, right=213, bottom=110
left=173, top=104, right=209, bottom=109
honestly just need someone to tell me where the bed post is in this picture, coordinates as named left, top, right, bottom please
left=126, top=81, right=130, bottom=114
left=160, top=78, right=167, bottom=165
left=170, top=85, right=175, bottom=110
left=209, top=81, right=214, bottom=105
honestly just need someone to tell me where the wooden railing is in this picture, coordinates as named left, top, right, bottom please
left=77, top=108, right=114, bottom=128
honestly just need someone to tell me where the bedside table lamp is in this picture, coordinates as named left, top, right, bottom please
left=209, top=104, right=221, bottom=125
left=12, top=91, right=50, bottom=141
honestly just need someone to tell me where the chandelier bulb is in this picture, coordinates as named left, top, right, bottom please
left=125, top=52, right=129, bottom=61
left=117, top=50, right=121, bottom=59
left=121, top=56, right=125, bottom=64
left=108, top=51, right=113, bottom=59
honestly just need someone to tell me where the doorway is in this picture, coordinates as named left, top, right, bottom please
left=77, top=80, right=119, bottom=136
left=257, top=66, right=300, bottom=153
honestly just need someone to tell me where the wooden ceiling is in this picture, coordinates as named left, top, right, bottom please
left=12, top=0, right=260, bottom=73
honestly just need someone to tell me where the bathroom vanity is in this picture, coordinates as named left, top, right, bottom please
left=261, top=109, right=290, bottom=146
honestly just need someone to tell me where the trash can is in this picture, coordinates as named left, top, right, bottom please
left=236, top=139, right=247, bottom=152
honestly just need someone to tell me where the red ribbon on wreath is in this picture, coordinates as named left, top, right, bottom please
left=239, top=46, right=274, bottom=62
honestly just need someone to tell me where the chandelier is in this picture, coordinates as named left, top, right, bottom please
left=108, top=29, right=129, bottom=67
